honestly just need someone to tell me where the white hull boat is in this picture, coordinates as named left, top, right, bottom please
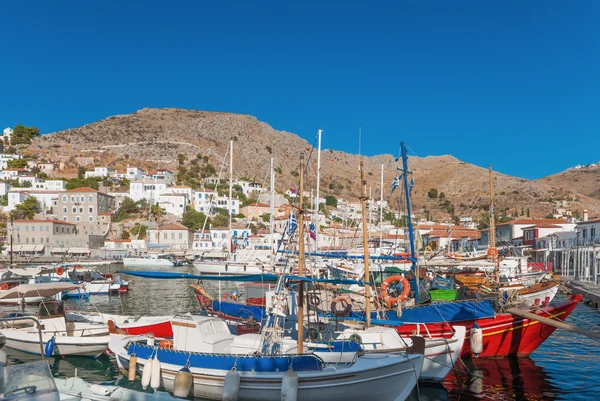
left=123, top=255, right=174, bottom=267
left=193, top=261, right=266, bottom=275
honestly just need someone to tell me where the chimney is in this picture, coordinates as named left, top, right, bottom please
left=583, top=209, right=589, bottom=222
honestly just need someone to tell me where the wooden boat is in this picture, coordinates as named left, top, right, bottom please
left=393, top=294, right=582, bottom=358
left=110, top=315, right=425, bottom=401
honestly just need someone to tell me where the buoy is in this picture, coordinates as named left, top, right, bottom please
left=173, top=365, right=193, bottom=397
left=150, top=354, right=161, bottom=391
left=470, top=322, right=483, bottom=357
left=141, top=358, right=153, bottom=390
left=128, top=354, right=137, bottom=381
left=44, top=337, right=56, bottom=357
left=90, top=384, right=110, bottom=396
left=222, top=367, right=240, bottom=401
left=281, top=367, right=298, bottom=401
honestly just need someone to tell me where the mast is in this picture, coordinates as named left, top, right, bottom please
left=315, top=129, right=322, bottom=252
left=360, top=160, right=371, bottom=327
left=9, top=213, right=13, bottom=266
left=269, top=158, right=275, bottom=252
left=400, top=142, right=419, bottom=301
left=379, top=164, right=384, bottom=255
left=297, top=153, right=306, bottom=352
left=229, top=140, right=233, bottom=254
left=489, top=165, right=496, bottom=253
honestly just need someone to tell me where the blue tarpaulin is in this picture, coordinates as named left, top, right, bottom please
left=213, top=300, right=266, bottom=322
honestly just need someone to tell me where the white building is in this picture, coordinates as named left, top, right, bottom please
left=234, top=180, right=264, bottom=196
left=6, top=190, right=59, bottom=212
left=148, top=223, right=194, bottom=250
left=192, top=231, right=214, bottom=252
left=145, top=169, right=175, bottom=186
left=165, top=185, right=193, bottom=206
left=210, top=227, right=230, bottom=251
left=193, top=191, right=239, bottom=215
left=0, top=181, right=9, bottom=196
left=126, top=167, right=144, bottom=180
left=129, top=180, right=168, bottom=202
left=1, top=127, right=13, bottom=143
left=157, top=193, right=187, bottom=218
left=84, top=167, right=110, bottom=179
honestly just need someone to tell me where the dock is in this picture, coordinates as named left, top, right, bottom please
left=564, top=279, right=600, bottom=309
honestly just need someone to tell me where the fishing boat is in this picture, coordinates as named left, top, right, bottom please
left=0, top=284, right=110, bottom=357
left=110, top=314, right=425, bottom=401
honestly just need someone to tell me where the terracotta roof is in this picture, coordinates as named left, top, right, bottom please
left=522, top=224, right=562, bottom=229
left=13, top=219, right=75, bottom=225
left=169, top=185, right=191, bottom=189
left=242, top=203, right=270, bottom=208
left=64, top=187, right=97, bottom=193
left=106, top=239, right=131, bottom=243
left=497, top=218, right=567, bottom=226
left=157, top=223, right=191, bottom=231
left=578, top=217, right=600, bottom=225
left=159, top=193, right=186, bottom=197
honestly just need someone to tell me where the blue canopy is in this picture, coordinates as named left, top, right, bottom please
left=116, top=271, right=368, bottom=285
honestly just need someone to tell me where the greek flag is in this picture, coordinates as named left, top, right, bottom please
left=390, top=176, right=400, bottom=193
left=287, top=213, right=298, bottom=235
left=309, top=223, right=316, bottom=240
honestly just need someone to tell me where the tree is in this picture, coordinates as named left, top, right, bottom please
left=12, top=197, right=40, bottom=219
left=427, top=188, right=438, bottom=199
left=177, top=154, right=186, bottom=165
left=121, top=230, right=131, bottom=240
left=7, top=158, right=27, bottom=169
left=113, top=197, right=140, bottom=222
left=11, top=124, right=40, bottom=145
left=212, top=214, right=229, bottom=227
left=77, top=167, right=86, bottom=180
left=261, top=213, right=271, bottom=223
left=182, top=209, right=209, bottom=231
left=526, top=208, right=530, bottom=217
left=325, top=195, right=338, bottom=208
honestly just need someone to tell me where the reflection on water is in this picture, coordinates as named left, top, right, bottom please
left=0, top=266, right=599, bottom=401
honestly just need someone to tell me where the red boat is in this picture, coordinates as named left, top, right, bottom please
left=394, top=294, right=582, bottom=358
left=107, top=316, right=174, bottom=338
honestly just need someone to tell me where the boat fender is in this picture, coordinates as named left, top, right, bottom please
left=147, top=334, right=155, bottom=347
left=141, top=358, right=153, bottom=390
left=128, top=354, right=137, bottom=381
left=470, top=322, right=483, bottom=357
left=173, top=365, right=193, bottom=397
left=469, top=368, right=483, bottom=394
left=281, top=367, right=298, bottom=401
left=150, top=354, right=161, bottom=390
left=44, top=336, right=56, bottom=357
left=222, top=367, right=240, bottom=401
left=90, top=384, right=110, bottom=396
left=396, top=300, right=403, bottom=318
left=330, top=296, right=352, bottom=317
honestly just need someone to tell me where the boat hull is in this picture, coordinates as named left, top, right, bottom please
left=193, top=262, right=265, bottom=275
left=3, top=330, right=109, bottom=357
left=122, top=258, right=174, bottom=267
left=393, top=294, right=582, bottom=358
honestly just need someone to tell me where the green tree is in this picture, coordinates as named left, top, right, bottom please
left=77, top=167, right=86, bottom=180
left=121, top=230, right=131, bottom=240
left=7, top=158, right=27, bottom=169
left=182, top=209, right=209, bottom=231
left=526, top=208, right=530, bottom=218
left=261, top=213, right=271, bottom=223
left=325, top=195, right=338, bottom=208
left=427, top=188, right=438, bottom=199
left=11, top=124, right=40, bottom=145
left=11, top=197, right=40, bottom=219
left=113, top=197, right=140, bottom=222
left=212, top=214, right=229, bottom=227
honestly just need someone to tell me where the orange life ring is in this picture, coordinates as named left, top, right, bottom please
left=380, top=275, right=411, bottom=308
left=487, top=247, right=499, bottom=257
left=0, top=283, right=8, bottom=291
left=330, top=296, right=352, bottom=317
left=159, top=339, right=174, bottom=349
left=55, top=266, right=65, bottom=276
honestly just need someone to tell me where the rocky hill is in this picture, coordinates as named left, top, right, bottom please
left=538, top=164, right=600, bottom=201
left=26, top=108, right=600, bottom=221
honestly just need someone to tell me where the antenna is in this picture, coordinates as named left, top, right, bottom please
left=358, top=126, right=362, bottom=158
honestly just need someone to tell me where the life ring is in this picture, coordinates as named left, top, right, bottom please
left=330, top=296, right=352, bottom=317
left=380, top=275, right=411, bottom=308
left=487, top=247, right=498, bottom=257
left=55, top=266, right=65, bottom=276
left=0, top=284, right=8, bottom=291
left=159, top=339, right=174, bottom=349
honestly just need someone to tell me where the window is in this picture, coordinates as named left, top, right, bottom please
left=55, top=227, right=58, bottom=233
left=88, top=195, right=93, bottom=202
left=63, top=207, right=67, bottom=213
left=31, top=237, right=35, bottom=243
left=79, top=207, right=83, bottom=213
left=45, top=226, right=49, bottom=232
left=46, top=237, right=49, bottom=243
left=72, top=207, right=76, bottom=213
left=179, top=232, right=183, bottom=239
left=163, top=233, right=167, bottom=239
left=25, top=226, right=29, bottom=232
left=26, top=238, right=29, bottom=243
left=89, top=207, right=93, bottom=213
left=583, top=229, right=588, bottom=238
left=62, top=195, right=67, bottom=202
left=592, top=228, right=596, bottom=238
left=61, top=227, right=64, bottom=233
left=76, top=216, right=81, bottom=222
left=70, top=196, right=75, bottom=202
left=171, top=233, right=175, bottom=240
left=62, top=216, right=67, bottom=222
left=89, top=216, right=94, bottom=222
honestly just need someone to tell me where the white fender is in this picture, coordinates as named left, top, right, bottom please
left=141, top=358, right=152, bottom=390
left=150, top=355, right=161, bottom=390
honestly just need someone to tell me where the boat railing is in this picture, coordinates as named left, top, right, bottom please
left=0, top=316, right=45, bottom=357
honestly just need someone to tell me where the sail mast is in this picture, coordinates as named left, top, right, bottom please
left=360, top=160, right=371, bottom=327
left=297, top=153, right=306, bottom=352
left=229, top=140, right=233, bottom=254
left=315, top=129, right=322, bottom=253
left=269, top=158, right=275, bottom=253
left=400, top=142, right=419, bottom=302
left=489, top=165, right=496, bottom=253
left=379, top=164, right=384, bottom=255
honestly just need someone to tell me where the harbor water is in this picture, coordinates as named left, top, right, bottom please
left=2, top=263, right=599, bottom=401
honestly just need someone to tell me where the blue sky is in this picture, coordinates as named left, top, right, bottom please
left=1, top=1, right=598, bottom=179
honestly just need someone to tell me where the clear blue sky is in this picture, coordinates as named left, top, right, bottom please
left=1, top=1, right=599, bottom=179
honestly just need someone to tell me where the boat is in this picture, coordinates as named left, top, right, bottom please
left=193, top=260, right=267, bottom=275
left=66, top=268, right=129, bottom=296
left=110, top=314, right=425, bottom=401
left=0, top=359, right=177, bottom=401
left=123, top=253, right=174, bottom=267
left=0, top=285, right=110, bottom=357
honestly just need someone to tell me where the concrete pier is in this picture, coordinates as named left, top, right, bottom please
left=565, top=279, right=600, bottom=309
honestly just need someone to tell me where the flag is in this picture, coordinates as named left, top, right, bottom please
left=409, top=177, right=414, bottom=195
left=390, top=175, right=400, bottom=193
left=309, top=223, right=316, bottom=240
left=287, top=213, right=298, bottom=235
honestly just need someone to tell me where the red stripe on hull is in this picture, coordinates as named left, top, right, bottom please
left=394, top=294, right=581, bottom=358
left=122, top=321, right=173, bottom=338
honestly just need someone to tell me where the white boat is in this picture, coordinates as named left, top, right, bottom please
left=110, top=314, right=425, bottom=401
left=330, top=325, right=466, bottom=381
left=0, top=284, right=110, bottom=357
left=0, top=359, right=177, bottom=401
left=193, top=260, right=267, bottom=275
left=123, top=253, right=174, bottom=267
